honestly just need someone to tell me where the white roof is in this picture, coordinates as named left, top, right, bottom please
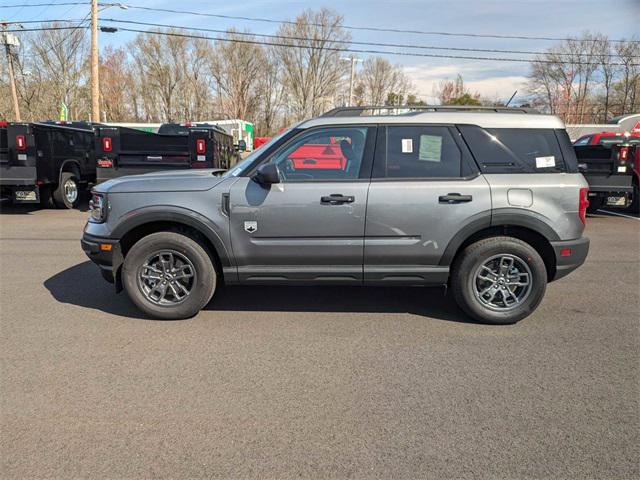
left=300, top=112, right=565, bottom=130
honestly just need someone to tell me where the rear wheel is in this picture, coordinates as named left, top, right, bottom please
left=586, top=195, right=602, bottom=214
left=629, top=182, right=639, bottom=214
left=52, top=172, right=80, bottom=209
left=122, top=231, right=217, bottom=319
left=451, top=237, right=547, bottom=325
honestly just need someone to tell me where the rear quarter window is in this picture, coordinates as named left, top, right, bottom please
left=459, top=126, right=571, bottom=173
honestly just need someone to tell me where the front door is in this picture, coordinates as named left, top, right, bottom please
left=229, top=125, right=376, bottom=284
left=364, top=124, right=491, bottom=284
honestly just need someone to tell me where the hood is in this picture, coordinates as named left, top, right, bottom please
left=95, top=169, right=227, bottom=194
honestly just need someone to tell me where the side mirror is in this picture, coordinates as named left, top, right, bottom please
left=237, top=139, right=247, bottom=152
left=252, top=163, right=280, bottom=185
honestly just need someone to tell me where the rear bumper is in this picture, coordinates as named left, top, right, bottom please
left=81, top=232, right=124, bottom=291
left=583, top=173, right=633, bottom=193
left=0, top=165, right=37, bottom=186
left=550, top=236, right=590, bottom=281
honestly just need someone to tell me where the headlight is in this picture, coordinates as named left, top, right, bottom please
left=89, top=192, right=107, bottom=223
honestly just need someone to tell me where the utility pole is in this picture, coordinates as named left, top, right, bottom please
left=90, top=0, right=100, bottom=122
left=2, top=22, right=21, bottom=121
left=341, top=56, right=362, bottom=107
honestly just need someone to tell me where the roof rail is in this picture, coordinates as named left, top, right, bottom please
left=321, top=105, right=540, bottom=117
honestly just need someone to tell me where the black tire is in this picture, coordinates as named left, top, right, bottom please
left=39, top=185, right=54, bottom=208
left=628, top=182, right=639, bottom=214
left=52, top=172, right=80, bottom=209
left=122, top=232, right=217, bottom=319
left=450, top=236, right=547, bottom=325
left=586, top=195, right=602, bottom=214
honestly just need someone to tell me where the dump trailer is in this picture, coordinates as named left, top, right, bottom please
left=93, top=123, right=236, bottom=183
left=0, top=121, right=96, bottom=208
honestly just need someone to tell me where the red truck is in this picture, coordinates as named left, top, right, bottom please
left=574, top=130, right=639, bottom=213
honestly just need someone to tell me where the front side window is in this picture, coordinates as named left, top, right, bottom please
left=574, top=136, right=591, bottom=145
left=269, top=127, right=369, bottom=181
left=382, top=126, right=462, bottom=178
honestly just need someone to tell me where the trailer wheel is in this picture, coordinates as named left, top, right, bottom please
left=52, top=172, right=80, bottom=209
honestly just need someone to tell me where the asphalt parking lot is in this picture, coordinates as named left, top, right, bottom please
left=1, top=202, right=638, bottom=479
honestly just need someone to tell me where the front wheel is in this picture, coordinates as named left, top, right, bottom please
left=450, top=237, right=548, bottom=325
left=122, top=231, right=217, bottom=319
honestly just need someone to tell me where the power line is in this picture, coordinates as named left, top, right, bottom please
left=3, top=26, right=87, bottom=33
left=2, top=2, right=638, bottom=44
left=5, top=22, right=639, bottom=66
left=107, top=26, right=639, bottom=67
left=105, top=3, right=640, bottom=44
left=99, top=18, right=636, bottom=59
left=0, top=2, right=88, bottom=8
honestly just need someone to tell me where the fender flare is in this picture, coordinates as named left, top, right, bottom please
left=111, top=205, right=234, bottom=268
left=58, top=159, right=82, bottom=185
left=438, top=209, right=559, bottom=266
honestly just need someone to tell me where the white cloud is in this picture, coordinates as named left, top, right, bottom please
left=403, top=63, right=529, bottom=104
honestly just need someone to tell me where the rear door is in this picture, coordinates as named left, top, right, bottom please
left=228, top=125, right=376, bottom=284
left=364, top=124, right=491, bottom=284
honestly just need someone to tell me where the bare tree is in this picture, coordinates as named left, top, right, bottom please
left=256, top=49, right=285, bottom=134
left=129, top=29, right=192, bottom=122
left=273, top=8, right=350, bottom=120
left=614, top=38, right=640, bottom=114
left=433, top=74, right=481, bottom=105
left=354, top=57, right=411, bottom=106
left=528, top=33, right=638, bottom=122
left=99, top=46, right=135, bottom=122
left=592, top=36, right=617, bottom=122
left=208, top=30, right=265, bottom=121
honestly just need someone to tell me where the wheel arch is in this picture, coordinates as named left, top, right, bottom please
left=58, top=159, right=81, bottom=183
left=440, top=216, right=558, bottom=281
left=112, top=207, right=235, bottom=286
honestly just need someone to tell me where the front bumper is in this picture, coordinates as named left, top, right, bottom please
left=81, top=232, right=124, bottom=291
left=550, top=236, right=590, bottom=281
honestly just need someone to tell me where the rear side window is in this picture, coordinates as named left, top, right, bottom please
left=380, top=126, right=462, bottom=178
left=459, top=126, right=567, bottom=173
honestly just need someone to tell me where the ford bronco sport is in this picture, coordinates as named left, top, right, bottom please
left=82, top=106, right=590, bottom=324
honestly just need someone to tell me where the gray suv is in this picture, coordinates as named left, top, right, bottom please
left=82, top=106, right=590, bottom=324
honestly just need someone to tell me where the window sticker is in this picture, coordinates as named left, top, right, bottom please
left=401, top=138, right=413, bottom=153
left=419, top=134, right=442, bottom=162
left=535, top=156, right=556, bottom=168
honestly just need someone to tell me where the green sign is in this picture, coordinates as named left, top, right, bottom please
left=59, top=101, right=68, bottom=121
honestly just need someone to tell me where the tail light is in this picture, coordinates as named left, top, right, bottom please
left=196, top=139, right=206, bottom=155
left=619, top=146, right=628, bottom=161
left=102, top=137, right=113, bottom=152
left=16, top=135, right=26, bottom=151
left=579, top=187, right=589, bottom=225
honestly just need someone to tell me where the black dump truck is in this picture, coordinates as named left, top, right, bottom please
left=574, top=142, right=637, bottom=213
left=93, top=123, right=237, bottom=184
left=0, top=121, right=96, bottom=208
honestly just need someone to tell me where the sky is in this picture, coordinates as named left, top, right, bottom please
left=3, top=0, right=639, bottom=104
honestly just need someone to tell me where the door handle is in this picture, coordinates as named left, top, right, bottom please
left=439, top=193, right=473, bottom=204
left=321, top=194, right=355, bottom=204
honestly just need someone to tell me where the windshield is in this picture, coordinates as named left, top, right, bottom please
left=224, top=129, right=292, bottom=177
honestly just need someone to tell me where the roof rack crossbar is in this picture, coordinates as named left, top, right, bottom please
left=321, top=105, right=539, bottom=117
